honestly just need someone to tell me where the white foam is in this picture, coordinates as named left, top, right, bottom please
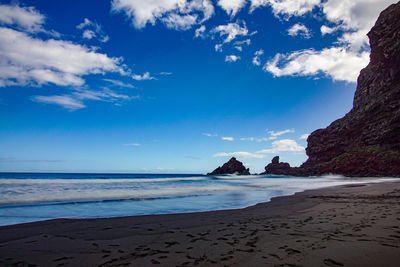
left=0, top=177, right=206, bottom=185
left=0, top=176, right=396, bottom=207
left=212, top=175, right=261, bottom=179
left=0, top=184, right=249, bottom=205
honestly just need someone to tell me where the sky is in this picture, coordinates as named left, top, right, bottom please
left=0, top=0, right=396, bottom=173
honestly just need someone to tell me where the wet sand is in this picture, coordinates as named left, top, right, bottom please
left=1, top=180, right=400, bottom=266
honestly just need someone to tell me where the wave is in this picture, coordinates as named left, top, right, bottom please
left=0, top=177, right=207, bottom=185
left=1, top=176, right=396, bottom=209
left=0, top=193, right=213, bottom=209
left=0, top=184, right=249, bottom=206
left=210, top=174, right=261, bottom=179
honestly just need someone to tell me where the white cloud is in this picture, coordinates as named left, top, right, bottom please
left=77, top=18, right=110, bottom=43
left=225, top=55, right=240, bottom=63
left=162, top=13, right=198, bottom=30
left=240, top=137, right=255, bottom=141
left=287, top=23, right=311, bottom=38
left=214, top=151, right=264, bottom=159
left=0, top=27, right=126, bottom=87
left=195, top=25, right=206, bottom=38
left=264, top=47, right=369, bottom=82
left=233, top=39, right=251, bottom=52
left=188, top=0, right=214, bottom=23
left=76, top=18, right=91, bottom=29
left=221, top=137, right=234, bottom=141
left=32, top=95, right=86, bottom=110
left=240, top=136, right=274, bottom=142
left=259, top=0, right=396, bottom=83
left=211, top=21, right=249, bottom=43
left=256, top=139, right=305, bottom=154
left=268, top=129, right=294, bottom=137
left=104, top=78, right=135, bottom=88
left=111, top=0, right=214, bottom=30
left=73, top=88, right=132, bottom=101
left=215, top=44, right=223, bottom=52
left=203, top=133, right=218, bottom=137
left=32, top=88, right=135, bottom=110
left=234, top=39, right=251, bottom=46
left=299, top=133, right=309, bottom=140
left=252, top=49, right=264, bottom=66
left=0, top=3, right=143, bottom=111
left=218, top=0, right=247, bottom=17
left=321, top=0, right=396, bottom=52
left=124, top=143, right=142, bottom=146
left=250, top=0, right=320, bottom=16
left=83, top=30, right=96, bottom=39
left=320, top=25, right=338, bottom=35
left=132, top=72, right=156, bottom=81
left=0, top=4, right=45, bottom=33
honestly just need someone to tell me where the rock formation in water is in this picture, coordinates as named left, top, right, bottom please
left=263, top=2, right=400, bottom=177
left=261, top=156, right=292, bottom=175
left=207, top=157, right=250, bottom=175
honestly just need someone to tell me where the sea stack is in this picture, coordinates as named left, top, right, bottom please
left=207, top=157, right=250, bottom=175
left=264, top=2, right=400, bottom=177
left=260, top=156, right=292, bottom=175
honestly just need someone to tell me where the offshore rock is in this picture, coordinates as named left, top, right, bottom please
left=207, top=157, right=250, bottom=175
left=261, top=156, right=308, bottom=176
left=261, top=156, right=291, bottom=175
left=264, top=2, right=400, bottom=177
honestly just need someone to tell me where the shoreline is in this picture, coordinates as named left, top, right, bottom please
left=1, top=180, right=400, bottom=266
left=1, top=175, right=397, bottom=227
left=0, top=176, right=397, bottom=227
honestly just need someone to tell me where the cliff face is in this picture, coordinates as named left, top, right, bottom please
left=264, top=2, right=400, bottom=177
left=208, top=157, right=250, bottom=175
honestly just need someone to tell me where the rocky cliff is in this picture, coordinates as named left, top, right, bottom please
left=208, top=157, right=250, bottom=175
left=263, top=2, right=400, bottom=177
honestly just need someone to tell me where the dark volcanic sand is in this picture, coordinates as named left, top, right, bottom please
left=1, top=181, right=400, bottom=266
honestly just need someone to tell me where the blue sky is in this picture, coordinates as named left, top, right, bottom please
left=0, top=0, right=395, bottom=173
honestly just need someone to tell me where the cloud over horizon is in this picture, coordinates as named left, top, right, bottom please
left=214, top=151, right=264, bottom=159
left=256, top=139, right=305, bottom=154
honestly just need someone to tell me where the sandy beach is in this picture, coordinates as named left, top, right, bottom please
left=1, top=180, right=400, bottom=266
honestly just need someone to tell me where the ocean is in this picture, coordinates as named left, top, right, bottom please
left=0, top=172, right=396, bottom=226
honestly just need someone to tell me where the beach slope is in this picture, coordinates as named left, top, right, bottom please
left=1, top=181, right=400, bottom=266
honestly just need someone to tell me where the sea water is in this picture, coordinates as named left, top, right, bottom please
left=0, top=172, right=396, bottom=226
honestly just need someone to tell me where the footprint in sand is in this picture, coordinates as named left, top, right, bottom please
left=324, top=258, right=344, bottom=266
left=285, top=248, right=301, bottom=255
left=220, top=255, right=233, bottom=261
left=268, top=253, right=281, bottom=259
left=54, top=257, right=74, bottom=262
left=165, top=241, right=179, bottom=248
left=237, top=248, right=254, bottom=253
